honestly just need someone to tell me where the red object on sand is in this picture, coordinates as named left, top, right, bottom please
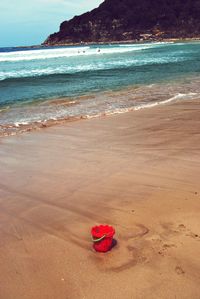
left=91, top=225, right=115, bottom=252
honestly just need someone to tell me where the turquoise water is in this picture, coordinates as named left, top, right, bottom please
left=0, top=41, right=200, bottom=135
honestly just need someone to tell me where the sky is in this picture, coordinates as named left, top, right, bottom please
left=0, top=0, right=104, bottom=47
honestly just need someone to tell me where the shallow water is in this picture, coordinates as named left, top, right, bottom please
left=0, top=41, right=200, bottom=136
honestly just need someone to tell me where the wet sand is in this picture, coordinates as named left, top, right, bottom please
left=0, top=99, right=200, bottom=299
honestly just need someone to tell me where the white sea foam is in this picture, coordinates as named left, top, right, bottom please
left=77, top=92, right=198, bottom=119
left=0, top=41, right=188, bottom=81
left=134, top=93, right=198, bottom=110
left=1, top=87, right=199, bottom=136
left=0, top=55, right=186, bottom=81
left=119, top=42, right=173, bottom=47
left=0, top=42, right=171, bottom=63
left=0, top=47, right=89, bottom=62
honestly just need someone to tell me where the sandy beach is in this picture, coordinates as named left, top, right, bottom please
left=0, top=99, right=200, bottom=299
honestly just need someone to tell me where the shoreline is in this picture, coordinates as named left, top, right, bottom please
left=2, top=39, right=200, bottom=138
left=3, top=37, right=200, bottom=50
left=1, top=78, right=199, bottom=138
left=0, top=99, right=200, bottom=298
left=43, top=37, right=200, bottom=47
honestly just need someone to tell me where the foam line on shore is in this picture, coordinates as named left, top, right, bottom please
left=0, top=92, right=198, bottom=137
left=134, top=92, right=198, bottom=110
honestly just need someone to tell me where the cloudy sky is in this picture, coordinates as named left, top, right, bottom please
left=0, top=0, right=103, bottom=47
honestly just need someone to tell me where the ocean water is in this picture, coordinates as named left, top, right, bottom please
left=1, top=41, right=200, bottom=136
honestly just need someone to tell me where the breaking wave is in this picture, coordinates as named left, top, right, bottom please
left=0, top=42, right=172, bottom=63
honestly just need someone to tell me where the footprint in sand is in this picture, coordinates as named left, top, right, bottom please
left=161, top=222, right=200, bottom=242
left=90, top=224, right=150, bottom=272
left=177, top=224, right=200, bottom=240
left=175, top=265, right=185, bottom=275
left=186, top=232, right=200, bottom=239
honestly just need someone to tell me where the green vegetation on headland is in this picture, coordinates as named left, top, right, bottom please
left=44, top=0, right=200, bottom=45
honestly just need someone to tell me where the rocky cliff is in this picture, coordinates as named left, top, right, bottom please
left=44, top=0, right=200, bottom=45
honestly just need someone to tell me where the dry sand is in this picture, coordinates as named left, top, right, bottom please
left=0, top=99, right=200, bottom=299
